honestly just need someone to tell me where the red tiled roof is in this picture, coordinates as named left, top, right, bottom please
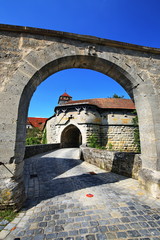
left=61, top=92, right=72, bottom=98
left=27, top=117, right=48, bottom=130
left=64, top=98, right=135, bottom=110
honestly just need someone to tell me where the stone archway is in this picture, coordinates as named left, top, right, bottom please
left=61, top=125, right=82, bottom=148
left=0, top=24, right=160, bottom=207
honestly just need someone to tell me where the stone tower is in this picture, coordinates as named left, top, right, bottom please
left=58, top=92, right=72, bottom=105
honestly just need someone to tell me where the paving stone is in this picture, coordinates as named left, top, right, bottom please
left=25, top=229, right=34, bottom=236
left=139, top=221, right=150, bottom=228
left=117, top=224, right=127, bottom=230
left=109, top=218, right=120, bottom=224
left=137, top=216, right=147, bottom=221
left=98, top=220, right=110, bottom=225
left=45, top=216, right=52, bottom=221
left=0, top=225, right=4, bottom=231
left=98, top=226, right=108, bottom=233
left=57, top=219, right=66, bottom=225
left=127, top=230, right=141, bottom=237
left=89, top=227, right=99, bottom=233
left=106, top=232, right=117, bottom=239
left=33, top=234, right=46, bottom=240
left=96, top=233, right=107, bottom=240
left=81, top=222, right=90, bottom=228
left=79, top=228, right=88, bottom=234
left=116, top=231, right=128, bottom=238
left=69, top=230, right=79, bottom=236
left=46, top=233, right=58, bottom=239
left=148, top=221, right=158, bottom=227
left=53, top=215, right=60, bottom=220
left=83, top=216, right=92, bottom=221
left=130, top=222, right=142, bottom=229
left=90, top=221, right=99, bottom=227
left=38, top=222, right=47, bottom=227
left=55, top=225, right=64, bottom=232
left=86, top=235, right=96, bottom=240
left=57, top=231, right=69, bottom=237
left=44, top=227, right=54, bottom=234
left=66, top=218, right=74, bottom=223
left=153, top=215, right=160, bottom=220
left=47, top=221, right=56, bottom=227
left=138, top=229, right=151, bottom=236
left=150, top=228, right=160, bottom=236
left=90, top=215, right=100, bottom=221
left=0, top=219, right=9, bottom=225
left=3, top=149, right=160, bottom=240
left=120, top=217, right=131, bottom=223
left=75, top=217, right=84, bottom=222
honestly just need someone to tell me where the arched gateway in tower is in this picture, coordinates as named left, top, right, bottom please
left=61, top=124, right=82, bottom=148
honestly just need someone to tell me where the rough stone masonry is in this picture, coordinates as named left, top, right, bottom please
left=0, top=24, right=160, bottom=207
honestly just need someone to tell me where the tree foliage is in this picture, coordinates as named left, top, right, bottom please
left=26, top=127, right=47, bottom=145
left=112, top=93, right=124, bottom=98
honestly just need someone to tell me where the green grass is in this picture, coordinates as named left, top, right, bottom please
left=0, top=209, right=18, bottom=222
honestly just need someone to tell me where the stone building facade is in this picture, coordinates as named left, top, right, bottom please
left=46, top=93, right=137, bottom=152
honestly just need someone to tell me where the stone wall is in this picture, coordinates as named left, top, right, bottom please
left=105, top=125, right=138, bottom=152
left=24, top=144, right=60, bottom=158
left=81, top=146, right=142, bottom=179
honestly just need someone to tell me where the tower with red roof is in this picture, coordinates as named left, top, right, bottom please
left=58, top=92, right=72, bottom=105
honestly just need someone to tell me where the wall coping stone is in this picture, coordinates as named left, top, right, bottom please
left=24, top=143, right=60, bottom=159
left=0, top=24, right=160, bottom=54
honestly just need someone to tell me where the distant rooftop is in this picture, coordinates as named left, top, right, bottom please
left=27, top=117, right=48, bottom=130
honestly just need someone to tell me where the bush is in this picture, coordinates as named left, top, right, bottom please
left=26, top=127, right=45, bottom=145
left=87, top=134, right=98, bottom=148
left=87, top=134, right=106, bottom=149
left=26, top=137, right=41, bottom=145
left=132, top=111, right=141, bottom=153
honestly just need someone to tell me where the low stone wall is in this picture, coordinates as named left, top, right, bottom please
left=24, top=144, right=60, bottom=158
left=81, top=146, right=141, bottom=179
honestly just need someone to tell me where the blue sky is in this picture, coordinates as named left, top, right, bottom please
left=1, top=0, right=160, bottom=117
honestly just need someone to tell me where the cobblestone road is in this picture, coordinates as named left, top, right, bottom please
left=1, top=148, right=160, bottom=240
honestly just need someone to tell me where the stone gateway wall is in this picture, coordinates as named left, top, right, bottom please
left=105, top=125, right=138, bottom=152
left=81, top=146, right=142, bottom=179
left=0, top=23, right=160, bottom=206
left=24, top=144, right=60, bottom=158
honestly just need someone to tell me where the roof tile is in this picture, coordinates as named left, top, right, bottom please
left=65, top=98, right=135, bottom=110
left=27, top=117, right=48, bottom=130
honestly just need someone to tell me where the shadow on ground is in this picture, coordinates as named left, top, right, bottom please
left=23, top=154, right=127, bottom=210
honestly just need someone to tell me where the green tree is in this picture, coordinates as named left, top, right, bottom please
left=112, top=93, right=124, bottom=98
left=26, top=128, right=43, bottom=145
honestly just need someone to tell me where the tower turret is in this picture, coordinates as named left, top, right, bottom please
left=58, top=92, right=72, bottom=105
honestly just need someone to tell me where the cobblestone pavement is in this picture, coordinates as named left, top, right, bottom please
left=1, top=148, right=160, bottom=240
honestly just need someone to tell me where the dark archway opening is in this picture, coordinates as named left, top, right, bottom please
left=61, top=125, right=82, bottom=148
